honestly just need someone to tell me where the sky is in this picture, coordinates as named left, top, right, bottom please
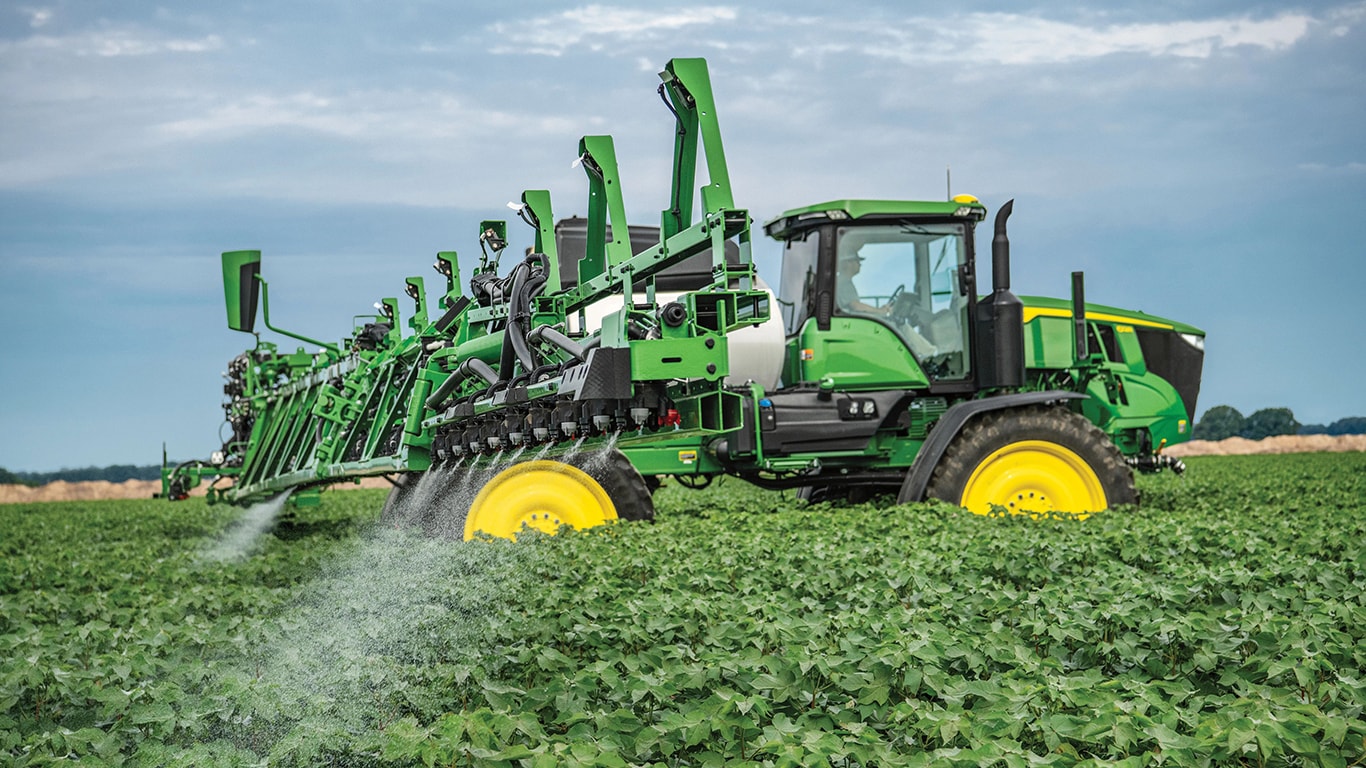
left=1, top=1, right=1363, bottom=471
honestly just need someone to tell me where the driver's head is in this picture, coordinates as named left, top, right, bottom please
left=839, top=253, right=863, bottom=273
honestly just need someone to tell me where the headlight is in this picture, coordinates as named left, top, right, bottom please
left=1179, top=333, right=1205, bottom=352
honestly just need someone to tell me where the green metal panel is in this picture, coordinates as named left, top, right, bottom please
left=1023, top=315, right=1074, bottom=369
left=453, top=331, right=504, bottom=364
left=1021, top=295, right=1204, bottom=336
left=793, top=317, right=931, bottom=389
left=1023, top=296, right=1199, bottom=454
left=621, top=442, right=725, bottom=476
left=629, top=335, right=728, bottom=382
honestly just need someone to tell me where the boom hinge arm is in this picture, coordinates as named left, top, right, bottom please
left=519, top=189, right=559, bottom=293
left=659, top=58, right=735, bottom=240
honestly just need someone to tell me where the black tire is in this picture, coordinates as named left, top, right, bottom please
left=576, top=449, right=655, bottom=522
left=916, top=405, right=1136, bottom=514
left=379, top=473, right=416, bottom=525
left=794, top=485, right=882, bottom=505
left=380, top=470, right=467, bottom=536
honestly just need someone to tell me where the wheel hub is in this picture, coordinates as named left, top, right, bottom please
left=464, top=460, right=618, bottom=540
left=961, top=439, right=1108, bottom=515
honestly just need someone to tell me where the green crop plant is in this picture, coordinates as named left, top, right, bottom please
left=3, top=452, right=1363, bottom=765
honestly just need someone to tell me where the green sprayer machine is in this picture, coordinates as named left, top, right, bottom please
left=163, top=58, right=1204, bottom=538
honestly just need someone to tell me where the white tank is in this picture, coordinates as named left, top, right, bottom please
left=573, top=276, right=786, bottom=390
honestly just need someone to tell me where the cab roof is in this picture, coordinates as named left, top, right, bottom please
left=764, top=198, right=987, bottom=239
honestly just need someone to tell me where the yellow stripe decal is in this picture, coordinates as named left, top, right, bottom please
left=1022, top=307, right=1173, bottom=330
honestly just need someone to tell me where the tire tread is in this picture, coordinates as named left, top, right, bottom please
left=923, top=405, right=1137, bottom=511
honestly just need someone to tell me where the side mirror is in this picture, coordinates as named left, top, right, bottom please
left=222, top=250, right=261, bottom=333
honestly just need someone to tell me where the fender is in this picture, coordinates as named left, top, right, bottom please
left=897, top=390, right=1087, bottom=503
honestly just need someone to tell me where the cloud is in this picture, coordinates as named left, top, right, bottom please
left=960, top=12, right=1313, bottom=64
left=158, top=93, right=361, bottom=140
left=781, top=9, right=1321, bottom=68
left=155, top=91, right=584, bottom=143
left=1326, top=1, right=1366, bottom=35
left=1298, top=161, right=1366, bottom=174
left=0, top=27, right=224, bottom=57
left=19, top=6, right=53, bottom=28
left=486, top=5, right=738, bottom=55
left=479, top=5, right=1348, bottom=71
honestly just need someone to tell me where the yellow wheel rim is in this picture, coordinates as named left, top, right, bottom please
left=464, top=460, right=617, bottom=541
left=960, top=440, right=1107, bottom=515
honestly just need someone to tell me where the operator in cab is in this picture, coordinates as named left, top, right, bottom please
left=835, top=252, right=892, bottom=316
left=835, top=246, right=937, bottom=358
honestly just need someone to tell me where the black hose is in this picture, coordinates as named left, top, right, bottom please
left=509, top=329, right=535, bottom=374
left=507, top=265, right=536, bottom=374
left=505, top=254, right=551, bottom=377
left=462, top=357, right=500, bottom=386
left=525, top=274, right=548, bottom=301
left=498, top=261, right=530, bottom=380
left=425, top=358, right=498, bottom=410
left=527, top=363, right=560, bottom=383
left=528, top=325, right=588, bottom=362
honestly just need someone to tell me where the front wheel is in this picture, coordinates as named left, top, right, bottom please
left=913, top=405, right=1137, bottom=515
left=463, top=449, right=653, bottom=541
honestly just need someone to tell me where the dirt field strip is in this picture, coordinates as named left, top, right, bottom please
left=1164, top=433, right=1366, bottom=457
left=0, top=476, right=395, bottom=504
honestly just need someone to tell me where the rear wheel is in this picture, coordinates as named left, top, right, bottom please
left=463, top=449, right=653, bottom=541
left=380, top=469, right=471, bottom=537
left=379, top=473, right=414, bottom=524
left=919, top=406, right=1136, bottom=515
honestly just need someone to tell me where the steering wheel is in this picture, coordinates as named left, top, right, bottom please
left=885, top=283, right=920, bottom=326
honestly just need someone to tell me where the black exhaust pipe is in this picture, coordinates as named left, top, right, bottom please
left=974, top=199, right=1024, bottom=388
left=992, top=199, right=1014, bottom=294
left=1072, top=270, right=1089, bottom=363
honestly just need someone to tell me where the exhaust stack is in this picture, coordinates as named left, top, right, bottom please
left=1072, top=270, right=1089, bottom=364
left=974, top=200, right=1024, bottom=388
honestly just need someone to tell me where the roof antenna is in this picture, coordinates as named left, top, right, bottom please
left=946, top=165, right=952, bottom=199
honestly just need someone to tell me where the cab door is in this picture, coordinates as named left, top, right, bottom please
left=776, top=220, right=973, bottom=390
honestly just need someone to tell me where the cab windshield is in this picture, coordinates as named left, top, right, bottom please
left=835, top=221, right=971, bottom=380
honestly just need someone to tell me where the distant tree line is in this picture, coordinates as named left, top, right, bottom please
left=0, top=464, right=164, bottom=486
left=1300, top=416, right=1366, bottom=436
left=1193, top=406, right=1366, bottom=441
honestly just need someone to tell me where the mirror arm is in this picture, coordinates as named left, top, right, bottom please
left=257, top=276, right=341, bottom=353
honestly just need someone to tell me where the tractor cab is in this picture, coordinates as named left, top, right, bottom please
left=767, top=198, right=987, bottom=390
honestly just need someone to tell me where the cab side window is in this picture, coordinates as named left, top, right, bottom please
left=777, top=230, right=820, bottom=336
